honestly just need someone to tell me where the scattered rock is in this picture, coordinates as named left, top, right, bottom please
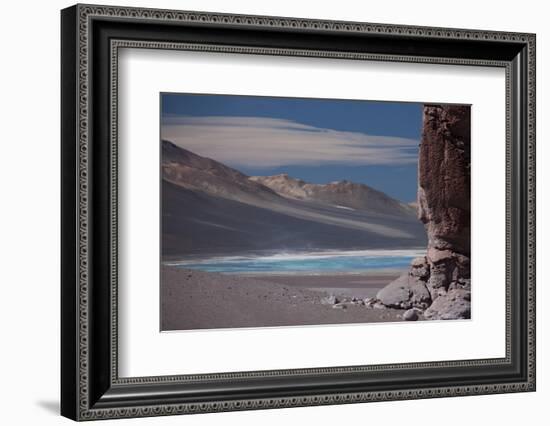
left=321, top=294, right=339, bottom=305
left=403, top=309, right=419, bottom=321
left=332, top=303, right=347, bottom=310
left=363, top=299, right=375, bottom=309
left=373, top=302, right=386, bottom=310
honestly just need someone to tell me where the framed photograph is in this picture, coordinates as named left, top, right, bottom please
left=61, top=4, right=536, bottom=421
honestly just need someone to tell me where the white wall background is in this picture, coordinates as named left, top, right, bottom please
left=0, top=0, right=546, bottom=424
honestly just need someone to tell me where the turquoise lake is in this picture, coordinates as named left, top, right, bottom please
left=166, top=250, right=423, bottom=274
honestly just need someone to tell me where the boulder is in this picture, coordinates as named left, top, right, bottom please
left=376, top=273, right=431, bottom=309
left=403, top=309, right=419, bottom=321
left=424, top=288, right=471, bottom=320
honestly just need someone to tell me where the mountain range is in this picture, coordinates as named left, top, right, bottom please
left=162, top=140, right=426, bottom=257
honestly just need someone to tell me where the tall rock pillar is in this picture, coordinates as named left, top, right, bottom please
left=377, top=105, right=471, bottom=320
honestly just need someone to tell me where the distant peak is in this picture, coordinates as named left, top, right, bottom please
left=253, top=174, right=303, bottom=183
left=275, top=173, right=300, bottom=180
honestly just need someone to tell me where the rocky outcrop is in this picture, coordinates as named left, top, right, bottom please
left=377, top=105, right=471, bottom=320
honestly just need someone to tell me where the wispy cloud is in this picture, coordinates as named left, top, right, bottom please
left=161, top=115, right=419, bottom=168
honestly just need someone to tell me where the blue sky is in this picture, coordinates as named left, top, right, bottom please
left=161, top=93, right=422, bottom=202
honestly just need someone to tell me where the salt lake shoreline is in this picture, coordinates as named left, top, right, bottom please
left=161, top=265, right=408, bottom=331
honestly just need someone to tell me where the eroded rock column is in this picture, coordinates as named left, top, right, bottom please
left=377, top=104, right=471, bottom=320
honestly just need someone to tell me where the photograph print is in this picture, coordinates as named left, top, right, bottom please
left=160, top=93, right=471, bottom=331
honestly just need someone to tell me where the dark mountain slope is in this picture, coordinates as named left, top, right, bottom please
left=162, top=181, right=426, bottom=257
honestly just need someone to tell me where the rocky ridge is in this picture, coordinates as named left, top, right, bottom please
left=250, top=174, right=415, bottom=217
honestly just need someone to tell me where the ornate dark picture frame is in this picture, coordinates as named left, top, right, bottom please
left=61, top=4, right=536, bottom=421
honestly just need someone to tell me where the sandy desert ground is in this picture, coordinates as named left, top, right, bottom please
left=161, top=266, right=407, bottom=331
